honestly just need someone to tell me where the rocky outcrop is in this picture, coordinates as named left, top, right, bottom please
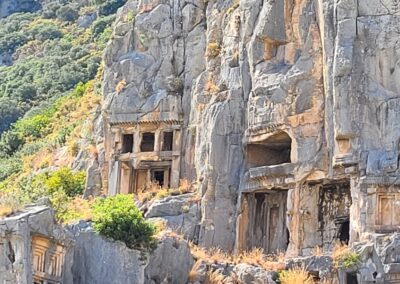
left=145, top=194, right=200, bottom=241
left=145, top=236, right=194, bottom=284
left=233, top=264, right=278, bottom=284
left=71, top=229, right=145, bottom=284
left=0, top=206, right=74, bottom=284
left=93, top=0, right=400, bottom=280
left=0, top=207, right=195, bottom=284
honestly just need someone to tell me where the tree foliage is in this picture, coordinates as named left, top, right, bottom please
left=92, top=195, right=156, bottom=249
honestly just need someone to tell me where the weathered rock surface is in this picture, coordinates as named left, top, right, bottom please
left=0, top=206, right=74, bottom=284
left=145, top=194, right=200, bottom=240
left=72, top=0, right=400, bottom=280
left=72, top=230, right=145, bottom=284
left=233, top=263, right=278, bottom=284
left=0, top=207, right=195, bottom=284
left=145, top=236, right=194, bottom=284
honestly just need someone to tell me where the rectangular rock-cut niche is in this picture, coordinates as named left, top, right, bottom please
left=376, top=192, right=400, bottom=232
left=240, top=190, right=289, bottom=254
left=151, top=168, right=170, bottom=188
left=140, top=132, right=155, bottom=152
left=318, top=182, right=351, bottom=249
left=162, top=131, right=173, bottom=151
left=32, top=236, right=65, bottom=284
left=121, top=133, right=134, bottom=153
left=119, top=161, right=133, bottom=194
left=246, top=132, right=292, bottom=168
left=134, top=169, right=148, bottom=192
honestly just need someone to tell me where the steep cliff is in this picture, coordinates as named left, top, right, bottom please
left=96, top=0, right=400, bottom=281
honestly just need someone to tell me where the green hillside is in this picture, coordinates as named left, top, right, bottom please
left=0, top=0, right=125, bottom=220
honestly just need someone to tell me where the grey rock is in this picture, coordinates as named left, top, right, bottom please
left=77, top=12, right=97, bottom=28
left=233, top=263, right=278, bottom=284
left=144, top=236, right=194, bottom=284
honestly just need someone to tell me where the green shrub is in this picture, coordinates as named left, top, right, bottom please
left=333, top=244, right=360, bottom=269
left=42, top=3, right=61, bottom=19
left=92, top=195, right=156, bottom=249
left=0, top=157, right=22, bottom=181
left=56, top=5, right=79, bottom=22
left=43, top=168, right=86, bottom=197
left=98, top=0, right=127, bottom=16
left=91, top=15, right=115, bottom=37
left=14, top=113, right=51, bottom=139
left=30, top=23, right=62, bottom=41
left=0, top=33, right=28, bottom=53
left=25, top=168, right=86, bottom=199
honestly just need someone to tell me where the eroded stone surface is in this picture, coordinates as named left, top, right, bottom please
left=91, top=0, right=400, bottom=279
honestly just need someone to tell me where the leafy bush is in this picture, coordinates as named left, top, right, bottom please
left=36, top=168, right=86, bottom=197
left=56, top=5, right=79, bottom=22
left=0, top=13, right=36, bottom=53
left=0, top=157, right=22, bottom=181
left=98, top=0, right=127, bottom=16
left=332, top=244, right=360, bottom=269
left=0, top=33, right=28, bottom=54
left=42, top=3, right=61, bottom=19
left=91, top=15, right=116, bottom=37
left=92, top=195, right=156, bottom=249
left=30, top=23, right=62, bottom=41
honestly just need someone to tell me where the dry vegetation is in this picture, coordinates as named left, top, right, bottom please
left=206, top=42, right=221, bottom=58
left=204, top=270, right=227, bottom=284
left=332, top=242, right=360, bottom=269
left=115, top=79, right=127, bottom=94
left=311, top=246, right=324, bottom=256
left=205, top=75, right=220, bottom=94
left=136, top=179, right=198, bottom=203
left=279, top=266, right=315, bottom=284
left=189, top=243, right=286, bottom=271
left=0, top=193, right=20, bottom=217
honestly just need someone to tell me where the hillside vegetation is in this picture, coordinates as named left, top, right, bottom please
left=0, top=0, right=125, bottom=220
left=0, top=0, right=124, bottom=134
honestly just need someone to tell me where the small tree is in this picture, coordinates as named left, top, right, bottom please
left=56, top=5, right=79, bottom=22
left=91, top=195, right=155, bottom=249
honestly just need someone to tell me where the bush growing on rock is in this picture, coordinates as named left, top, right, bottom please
left=92, top=194, right=156, bottom=249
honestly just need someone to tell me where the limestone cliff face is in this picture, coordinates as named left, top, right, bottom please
left=100, top=0, right=400, bottom=260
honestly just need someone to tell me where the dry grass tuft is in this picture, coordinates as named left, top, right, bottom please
left=332, top=242, right=360, bottom=269
left=205, top=270, right=227, bottom=284
left=136, top=179, right=197, bottom=203
left=312, top=246, right=324, bottom=256
left=115, top=80, right=127, bottom=94
left=189, top=242, right=285, bottom=271
left=206, top=42, right=221, bottom=58
left=237, top=248, right=286, bottom=271
left=0, top=205, right=14, bottom=218
left=205, top=77, right=219, bottom=94
left=0, top=193, right=22, bottom=218
left=188, top=260, right=203, bottom=282
left=279, top=266, right=315, bottom=284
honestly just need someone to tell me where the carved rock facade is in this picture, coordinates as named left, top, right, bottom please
left=98, top=0, right=400, bottom=280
